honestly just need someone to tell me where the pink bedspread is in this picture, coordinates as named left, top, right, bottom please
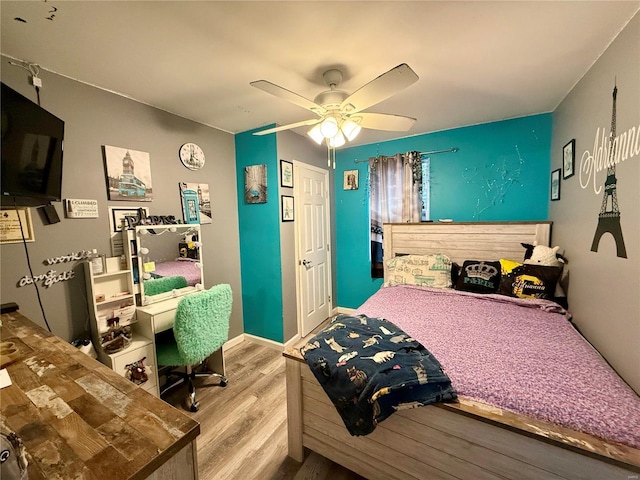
left=153, top=259, right=201, bottom=286
left=356, top=285, right=640, bottom=449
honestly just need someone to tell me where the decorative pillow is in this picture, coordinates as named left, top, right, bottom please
left=498, top=259, right=563, bottom=300
left=455, top=260, right=501, bottom=294
left=385, top=254, right=452, bottom=288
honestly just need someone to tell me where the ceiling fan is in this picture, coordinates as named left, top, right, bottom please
left=250, top=63, right=419, bottom=148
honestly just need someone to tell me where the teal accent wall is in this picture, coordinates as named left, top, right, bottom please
left=334, top=114, right=553, bottom=308
left=235, top=127, right=284, bottom=342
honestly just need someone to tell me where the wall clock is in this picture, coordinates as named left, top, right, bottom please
left=179, top=143, right=205, bottom=170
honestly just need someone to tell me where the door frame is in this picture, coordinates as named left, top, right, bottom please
left=292, top=160, right=334, bottom=339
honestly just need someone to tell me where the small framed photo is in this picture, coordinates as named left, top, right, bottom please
left=551, top=169, right=561, bottom=201
left=563, top=139, right=575, bottom=179
left=280, top=160, right=293, bottom=188
left=344, top=170, right=359, bottom=190
left=244, top=164, right=267, bottom=204
left=0, top=207, right=35, bottom=243
left=281, top=195, right=294, bottom=222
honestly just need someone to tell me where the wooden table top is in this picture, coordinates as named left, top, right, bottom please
left=0, top=311, right=200, bottom=480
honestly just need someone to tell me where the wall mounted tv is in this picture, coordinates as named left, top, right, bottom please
left=1, top=82, right=65, bottom=207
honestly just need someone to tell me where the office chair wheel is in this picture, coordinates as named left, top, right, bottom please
left=185, top=397, right=200, bottom=412
left=219, top=379, right=227, bottom=387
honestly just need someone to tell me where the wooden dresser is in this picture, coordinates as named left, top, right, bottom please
left=0, top=311, right=200, bottom=480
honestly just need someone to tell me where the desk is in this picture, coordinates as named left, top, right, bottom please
left=0, top=311, right=200, bottom=480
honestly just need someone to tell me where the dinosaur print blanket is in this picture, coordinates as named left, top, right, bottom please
left=301, top=314, right=457, bottom=436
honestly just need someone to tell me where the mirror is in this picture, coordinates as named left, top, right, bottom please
left=135, top=224, right=204, bottom=305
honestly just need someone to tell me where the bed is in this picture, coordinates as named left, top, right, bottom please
left=284, top=221, right=640, bottom=479
left=150, top=258, right=201, bottom=286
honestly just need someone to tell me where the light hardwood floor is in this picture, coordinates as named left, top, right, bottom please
left=163, top=340, right=366, bottom=480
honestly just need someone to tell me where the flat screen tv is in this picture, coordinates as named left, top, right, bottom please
left=1, top=82, right=65, bottom=207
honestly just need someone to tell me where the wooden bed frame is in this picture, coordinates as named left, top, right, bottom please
left=284, top=222, right=640, bottom=479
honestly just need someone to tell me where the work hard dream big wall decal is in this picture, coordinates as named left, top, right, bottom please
left=579, top=85, right=639, bottom=259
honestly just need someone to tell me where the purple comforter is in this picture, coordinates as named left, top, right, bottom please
left=356, top=285, right=640, bottom=449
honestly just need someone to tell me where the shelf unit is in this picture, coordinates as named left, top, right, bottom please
left=84, top=258, right=159, bottom=396
left=122, top=228, right=141, bottom=303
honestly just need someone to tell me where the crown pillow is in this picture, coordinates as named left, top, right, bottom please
left=498, top=259, right=563, bottom=300
left=455, top=260, right=502, bottom=294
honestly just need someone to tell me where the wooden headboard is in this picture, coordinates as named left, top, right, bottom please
left=382, top=221, right=552, bottom=279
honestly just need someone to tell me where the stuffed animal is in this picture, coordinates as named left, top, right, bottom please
left=521, top=243, right=567, bottom=267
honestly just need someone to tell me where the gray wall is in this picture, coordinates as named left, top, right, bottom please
left=550, top=13, right=639, bottom=393
left=1, top=57, right=244, bottom=342
left=277, top=130, right=334, bottom=342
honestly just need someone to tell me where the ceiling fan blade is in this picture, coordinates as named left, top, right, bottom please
left=341, top=63, right=419, bottom=114
left=355, top=113, right=417, bottom=131
left=253, top=118, right=321, bottom=136
left=250, top=80, right=327, bottom=115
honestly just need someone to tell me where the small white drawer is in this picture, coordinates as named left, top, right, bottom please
left=153, top=310, right=175, bottom=333
left=113, top=343, right=157, bottom=389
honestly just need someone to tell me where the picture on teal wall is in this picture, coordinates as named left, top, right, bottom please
left=344, top=170, right=359, bottom=190
left=244, top=164, right=267, bottom=204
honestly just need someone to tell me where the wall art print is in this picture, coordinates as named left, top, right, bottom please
left=590, top=85, right=626, bottom=258
left=179, top=182, right=211, bottom=224
left=280, top=159, right=293, bottom=188
left=563, top=139, right=575, bottom=179
left=344, top=170, right=359, bottom=190
left=244, top=164, right=267, bottom=204
left=103, top=145, right=153, bottom=201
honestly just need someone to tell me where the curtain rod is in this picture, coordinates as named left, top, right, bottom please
left=353, top=147, right=459, bottom=163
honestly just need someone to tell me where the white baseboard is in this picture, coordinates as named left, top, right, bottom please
left=236, top=309, right=356, bottom=353
left=243, top=333, right=284, bottom=351
left=333, top=306, right=356, bottom=315
left=284, top=333, right=301, bottom=350
left=223, top=333, right=245, bottom=352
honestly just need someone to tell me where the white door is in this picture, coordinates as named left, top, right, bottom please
left=296, top=164, right=332, bottom=336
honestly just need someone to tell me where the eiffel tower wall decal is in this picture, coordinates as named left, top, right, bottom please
left=590, top=85, right=627, bottom=258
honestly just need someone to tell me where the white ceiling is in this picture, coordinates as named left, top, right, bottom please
left=1, top=1, right=638, bottom=148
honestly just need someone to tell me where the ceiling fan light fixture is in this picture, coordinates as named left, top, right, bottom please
left=307, top=124, right=324, bottom=145
left=341, top=118, right=362, bottom=141
left=320, top=117, right=339, bottom=138
left=329, top=130, right=346, bottom=148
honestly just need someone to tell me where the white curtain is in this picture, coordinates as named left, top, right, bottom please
left=369, top=151, right=422, bottom=278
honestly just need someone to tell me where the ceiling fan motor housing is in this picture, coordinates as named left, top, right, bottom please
left=314, top=89, right=349, bottom=110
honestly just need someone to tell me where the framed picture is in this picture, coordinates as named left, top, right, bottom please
left=103, top=145, right=153, bottom=201
left=550, top=169, right=561, bottom=201
left=344, top=170, right=359, bottom=190
left=0, top=207, right=35, bottom=244
left=179, top=182, right=211, bottom=224
left=280, top=160, right=293, bottom=188
left=563, top=139, right=575, bottom=179
left=109, top=206, right=150, bottom=233
left=281, top=195, right=294, bottom=222
left=244, top=164, right=267, bottom=204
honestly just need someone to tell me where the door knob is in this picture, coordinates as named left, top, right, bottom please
left=302, top=259, right=312, bottom=267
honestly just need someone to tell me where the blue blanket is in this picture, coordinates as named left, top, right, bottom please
left=301, top=314, right=457, bottom=436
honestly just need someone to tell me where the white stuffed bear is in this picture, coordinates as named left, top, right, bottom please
left=521, top=243, right=569, bottom=306
left=522, top=243, right=566, bottom=267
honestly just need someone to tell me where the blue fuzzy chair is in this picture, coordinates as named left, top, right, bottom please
left=155, top=283, right=232, bottom=411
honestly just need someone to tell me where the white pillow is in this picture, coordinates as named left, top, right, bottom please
left=385, top=254, right=452, bottom=288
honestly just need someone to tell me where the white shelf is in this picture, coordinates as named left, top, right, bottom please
left=93, top=269, right=131, bottom=279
